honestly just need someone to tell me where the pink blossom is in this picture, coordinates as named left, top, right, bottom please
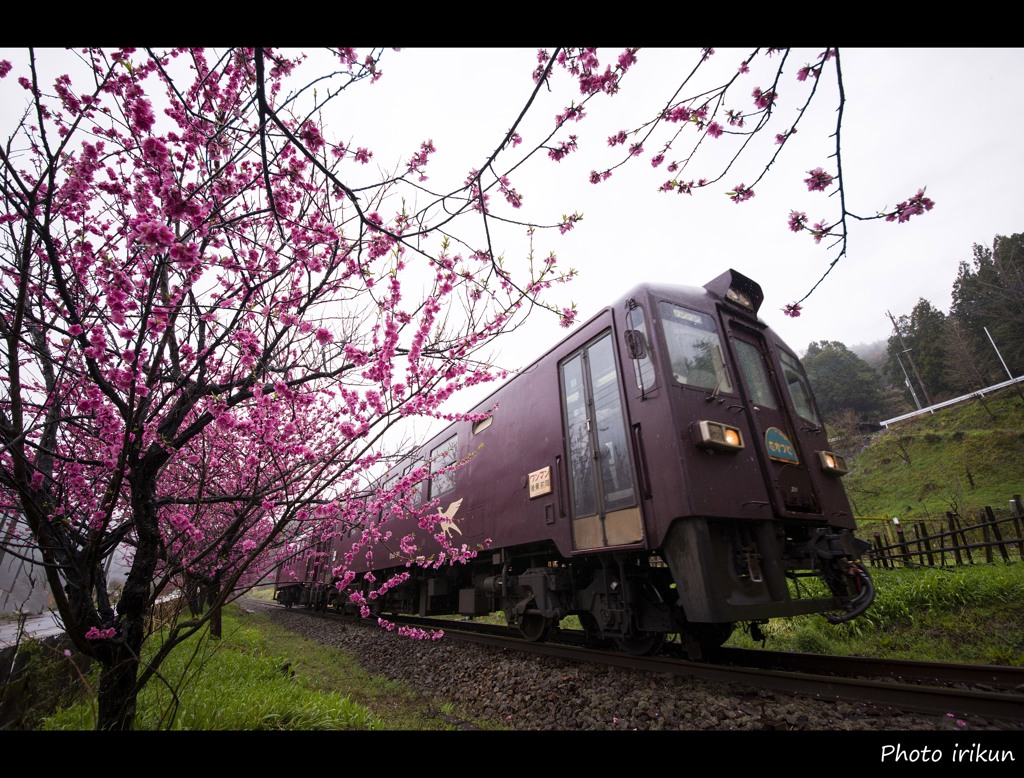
left=498, top=176, right=522, bottom=208
left=804, top=167, right=834, bottom=192
left=885, top=189, right=935, bottom=223
left=707, top=122, right=723, bottom=139
left=783, top=303, right=802, bottom=318
left=650, top=154, right=664, bottom=168
left=85, top=626, right=116, bottom=640
left=354, top=147, right=372, bottom=164
left=299, top=122, right=324, bottom=151
left=664, top=106, right=691, bottom=123
left=725, top=110, right=744, bottom=128
left=0, top=61, right=11, bottom=78
left=547, top=136, right=578, bottom=162
left=788, top=211, right=807, bottom=232
left=811, top=221, right=831, bottom=243
left=617, top=49, right=638, bottom=71
left=727, top=184, right=754, bottom=203
left=559, top=213, right=581, bottom=234
left=555, top=104, right=586, bottom=126
left=752, top=87, right=777, bottom=110
left=607, top=130, right=628, bottom=147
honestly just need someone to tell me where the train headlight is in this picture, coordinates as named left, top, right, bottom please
left=725, top=287, right=754, bottom=310
left=697, top=420, right=744, bottom=451
left=817, top=450, right=849, bottom=476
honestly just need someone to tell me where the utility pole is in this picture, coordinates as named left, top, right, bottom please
left=894, top=352, right=922, bottom=410
left=985, top=326, right=1024, bottom=403
left=887, top=310, right=933, bottom=406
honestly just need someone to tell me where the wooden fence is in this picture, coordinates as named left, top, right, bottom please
left=866, top=496, right=1024, bottom=568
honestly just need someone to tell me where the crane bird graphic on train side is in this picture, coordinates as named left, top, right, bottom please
left=437, top=498, right=464, bottom=539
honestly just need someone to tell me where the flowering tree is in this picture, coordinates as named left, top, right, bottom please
left=0, top=47, right=930, bottom=729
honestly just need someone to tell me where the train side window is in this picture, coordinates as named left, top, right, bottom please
left=657, top=302, right=733, bottom=393
left=624, top=304, right=656, bottom=392
left=406, top=460, right=426, bottom=507
left=380, top=472, right=402, bottom=520
left=778, top=350, right=821, bottom=425
left=429, top=435, right=458, bottom=499
left=561, top=353, right=597, bottom=517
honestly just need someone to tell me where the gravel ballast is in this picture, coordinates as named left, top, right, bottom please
left=245, top=600, right=1024, bottom=732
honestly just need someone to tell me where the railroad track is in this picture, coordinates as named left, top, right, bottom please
left=373, top=612, right=1024, bottom=725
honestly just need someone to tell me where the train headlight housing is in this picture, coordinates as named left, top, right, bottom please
left=697, top=420, right=744, bottom=451
left=817, top=450, right=849, bottom=476
left=725, top=286, right=754, bottom=310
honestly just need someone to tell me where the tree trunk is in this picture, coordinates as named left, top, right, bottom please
left=96, top=644, right=142, bottom=730
left=92, top=470, right=162, bottom=729
left=209, top=602, right=222, bottom=640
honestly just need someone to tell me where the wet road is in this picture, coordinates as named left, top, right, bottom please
left=0, top=611, right=64, bottom=649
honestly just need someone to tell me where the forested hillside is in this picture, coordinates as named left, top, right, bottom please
left=803, top=230, right=1024, bottom=431
left=835, top=386, right=1024, bottom=520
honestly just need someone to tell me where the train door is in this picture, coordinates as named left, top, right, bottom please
left=725, top=322, right=823, bottom=515
left=559, top=331, right=643, bottom=550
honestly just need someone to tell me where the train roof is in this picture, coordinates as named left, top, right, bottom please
left=456, top=268, right=768, bottom=421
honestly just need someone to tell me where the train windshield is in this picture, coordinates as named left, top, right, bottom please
left=658, top=301, right=733, bottom=393
left=778, top=349, right=821, bottom=426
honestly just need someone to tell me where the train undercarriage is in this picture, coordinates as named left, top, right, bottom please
left=298, top=517, right=874, bottom=660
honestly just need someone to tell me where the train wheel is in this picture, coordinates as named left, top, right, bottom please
left=519, top=612, right=552, bottom=642
left=615, top=632, right=665, bottom=656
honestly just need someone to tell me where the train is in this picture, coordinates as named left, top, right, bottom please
left=274, top=268, right=874, bottom=657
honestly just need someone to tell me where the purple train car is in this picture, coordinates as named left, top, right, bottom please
left=277, top=269, right=874, bottom=655
left=274, top=534, right=343, bottom=610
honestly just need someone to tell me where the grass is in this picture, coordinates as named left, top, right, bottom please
left=724, top=562, right=1024, bottom=666
left=41, top=601, right=469, bottom=731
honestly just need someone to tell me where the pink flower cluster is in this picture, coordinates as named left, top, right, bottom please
left=728, top=184, right=754, bottom=203
left=752, top=87, right=777, bottom=110
left=548, top=136, right=578, bottom=162
left=804, top=167, right=834, bottom=192
left=559, top=213, right=582, bottom=234
left=885, top=189, right=935, bottom=223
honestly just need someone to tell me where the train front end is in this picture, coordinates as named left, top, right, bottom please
left=627, top=270, right=874, bottom=631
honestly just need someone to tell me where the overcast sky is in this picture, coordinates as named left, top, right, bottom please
left=319, top=47, right=1023, bottom=371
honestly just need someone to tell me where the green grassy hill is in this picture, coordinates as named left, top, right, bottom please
left=836, top=386, right=1024, bottom=521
